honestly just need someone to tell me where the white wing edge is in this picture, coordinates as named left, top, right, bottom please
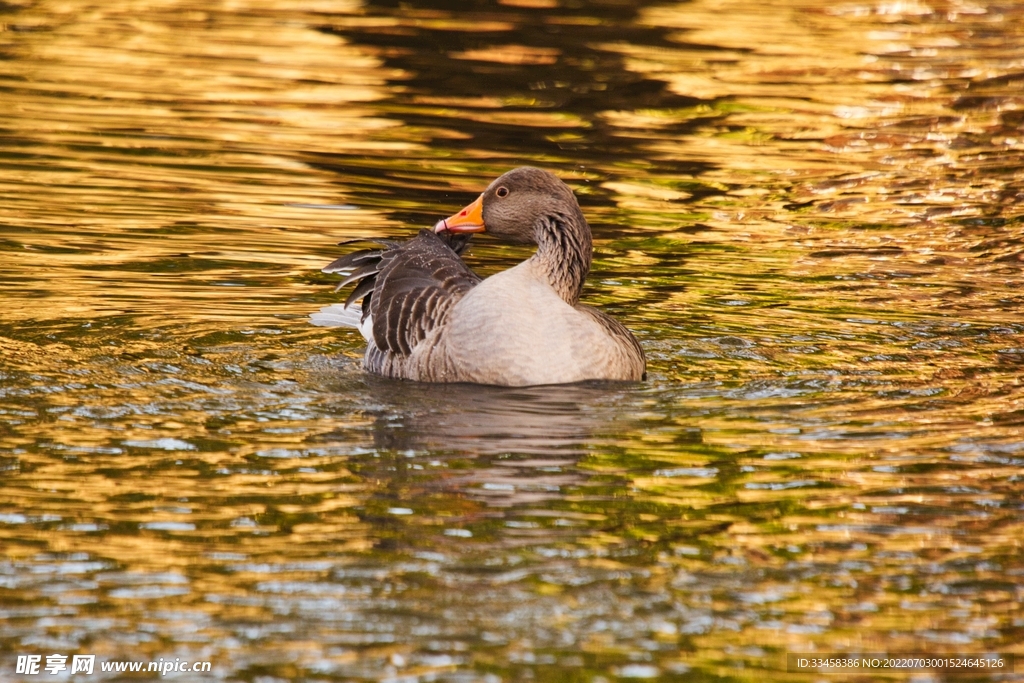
left=310, top=304, right=360, bottom=328
left=309, top=304, right=374, bottom=343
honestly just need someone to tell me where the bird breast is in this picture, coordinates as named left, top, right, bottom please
left=436, top=261, right=625, bottom=385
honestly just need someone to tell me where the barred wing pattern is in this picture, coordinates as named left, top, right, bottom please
left=322, top=230, right=479, bottom=357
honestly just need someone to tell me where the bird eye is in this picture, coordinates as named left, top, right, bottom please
left=496, top=186, right=509, bottom=198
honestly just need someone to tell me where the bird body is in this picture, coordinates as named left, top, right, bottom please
left=312, top=167, right=645, bottom=387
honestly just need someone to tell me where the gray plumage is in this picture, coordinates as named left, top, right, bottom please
left=315, top=167, right=646, bottom=386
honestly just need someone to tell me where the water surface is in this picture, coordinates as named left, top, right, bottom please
left=2, top=0, right=1024, bottom=680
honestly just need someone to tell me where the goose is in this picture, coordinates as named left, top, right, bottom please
left=311, top=166, right=645, bottom=386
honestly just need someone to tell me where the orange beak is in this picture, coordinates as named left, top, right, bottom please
left=433, top=194, right=485, bottom=234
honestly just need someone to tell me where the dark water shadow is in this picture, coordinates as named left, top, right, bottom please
left=307, top=0, right=722, bottom=226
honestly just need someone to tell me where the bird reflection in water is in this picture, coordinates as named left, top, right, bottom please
left=321, top=375, right=647, bottom=507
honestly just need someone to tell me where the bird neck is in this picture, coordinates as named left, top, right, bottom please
left=531, top=210, right=592, bottom=305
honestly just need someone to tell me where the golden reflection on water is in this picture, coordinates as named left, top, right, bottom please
left=1, top=0, right=1024, bottom=680
left=1, top=0, right=397, bottom=326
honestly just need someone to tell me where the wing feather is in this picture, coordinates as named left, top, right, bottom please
left=335, top=260, right=382, bottom=290
left=322, top=230, right=480, bottom=356
left=345, top=274, right=379, bottom=309
left=321, top=240, right=393, bottom=274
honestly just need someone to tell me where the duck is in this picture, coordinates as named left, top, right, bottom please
left=311, top=166, right=645, bottom=386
